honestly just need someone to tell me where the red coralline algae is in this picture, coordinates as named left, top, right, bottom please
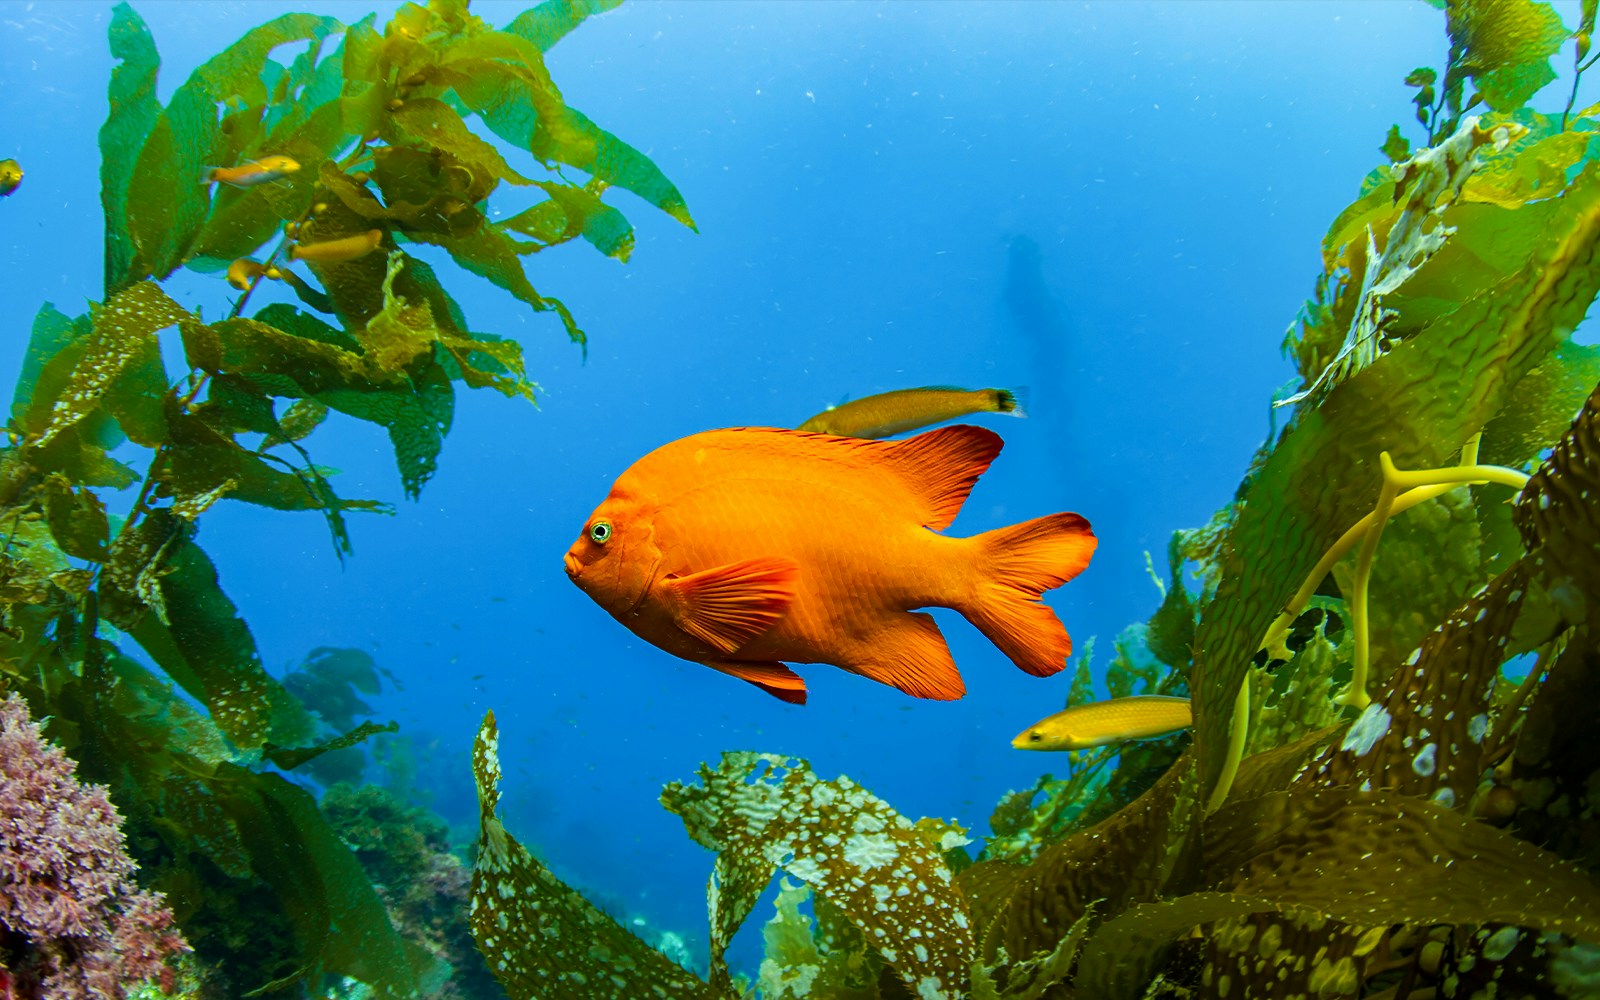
left=0, top=693, right=188, bottom=999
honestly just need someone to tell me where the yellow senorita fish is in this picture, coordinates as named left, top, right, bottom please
left=290, top=229, right=385, bottom=263
left=1012, top=695, right=1192, bottom=751
left=226, top=259, right=266, bottom=290
left=202, top=155, right=300, bottom=188
left=0, top=158, right=22, bottom=197
left=798, top=386, right=1024, bottom=439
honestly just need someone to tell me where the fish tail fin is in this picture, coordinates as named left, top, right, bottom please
left=198, top=167, right=217, bottom=186
left=962, top=512, right=1096, bottom=677
left=995, top=386, right=1028, bottom=418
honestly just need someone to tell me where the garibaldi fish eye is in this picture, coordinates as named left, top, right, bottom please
left=565, top=424, right=1096, bottom=703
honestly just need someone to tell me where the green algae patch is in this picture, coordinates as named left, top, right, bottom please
left=469, top=712, right=720, bottom=1000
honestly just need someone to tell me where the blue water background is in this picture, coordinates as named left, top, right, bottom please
left=4, top=0, right=1593, bottom=975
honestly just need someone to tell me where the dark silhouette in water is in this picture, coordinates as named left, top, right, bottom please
left=1003, top=234, right=1076, bottom=475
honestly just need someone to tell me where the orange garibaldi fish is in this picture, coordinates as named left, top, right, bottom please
left=564, top=424, right=1096, bottom=704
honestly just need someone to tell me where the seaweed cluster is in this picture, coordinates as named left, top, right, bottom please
left=470, top=2, right=1600, bottom=997
left=1, top=0, right=688, bottom=995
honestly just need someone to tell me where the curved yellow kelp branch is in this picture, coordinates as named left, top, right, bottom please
left=1206, top=436, right=1530, bottom=813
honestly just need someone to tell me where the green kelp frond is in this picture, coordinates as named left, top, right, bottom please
left=660, top=751, right=976, bottom=999
left=470, top=712, right=720, bottom=1000
left=1447, top=0, right=1570, bottom=114
left=1283, top=116, right=1521, bottom=407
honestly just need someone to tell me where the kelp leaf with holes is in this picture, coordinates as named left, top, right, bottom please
left=1311, top=564, right=1528, bottom=804
left=1191, top=162, right=1600, bottom=802
left=23, top=281, right=188, bottom=448
left=470, top=712, right=721, bottom=999
left=99, top=2, right=161, bottom=296
left=1206, top=787, right=1600, bottom=941
left=662, top=751, right=976, bottom=999
left=123, top=13, right=343, bottom=286
left=503, top=0, right=624, bottom=52
left=1447, top=0, right=1569, bottom=113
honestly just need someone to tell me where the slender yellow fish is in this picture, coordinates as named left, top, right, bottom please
left=1012, top=695, right=1193, bottom=751
left=798, top=386, right=1023, bottom=439
left=290, top=229, right=385, bottom=263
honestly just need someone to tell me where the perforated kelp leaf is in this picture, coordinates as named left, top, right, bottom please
left=23, top=281, right=187, bottom=449
left=1447, top=0, right=1569, bottom=113
left=470, top=712, right=721, bottom=1000
left=99, top=3, right=161, bottom=296
left=503, top=0, right=624, bottom=52
left=1206, top=786, right=1600, bottom=941
left=661, top=751, right=976, bottom=999
left=122, top=13, right=343, bottom=286
left=1192, top=161, right=1600, bottom=803
left=1309, top=563, right=1528, bottom=807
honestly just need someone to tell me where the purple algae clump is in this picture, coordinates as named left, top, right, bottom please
left=0, top=693, right=188, bottom=999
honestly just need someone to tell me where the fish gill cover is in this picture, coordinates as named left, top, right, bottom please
left=1, top=0, right=690, bottom=995
left=459, top=0, right=1600, bottom=997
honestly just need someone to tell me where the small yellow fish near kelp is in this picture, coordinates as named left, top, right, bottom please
left=798, top=386, right=1024, bottom=439
left=201, top=155, right=300, bottom=188
left=1012, top=695, right=1192, bottom=751
left=225, top=259, right=282, bottom=290
left=0, top=158, right=22, bottom=197
left=290, top=229, right=385, bottom=264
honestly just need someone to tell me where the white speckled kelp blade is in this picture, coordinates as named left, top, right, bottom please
left=661, top=751, right=976, bottom=999
left=470, top=712, right=722, bottom=1000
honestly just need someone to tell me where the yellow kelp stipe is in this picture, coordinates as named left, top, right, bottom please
left=1206, top=436, right=1530, bottom=814
left=1012, top=695, right=1193, bottom=752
